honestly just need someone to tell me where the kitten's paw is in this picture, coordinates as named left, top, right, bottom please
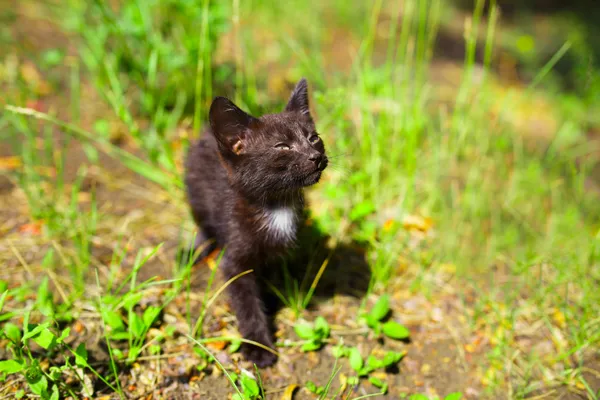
left=242, top=344, right=277, bottom=368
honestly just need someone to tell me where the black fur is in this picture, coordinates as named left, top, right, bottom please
left=184, top=79, right=327, bottom=367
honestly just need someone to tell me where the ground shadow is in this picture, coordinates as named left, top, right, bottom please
left=259, top=213, right=372, bottom=316
left=177, top=209, right=372, bottom=315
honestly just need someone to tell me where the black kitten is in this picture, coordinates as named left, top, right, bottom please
left=184, top=78, right=327, bottom=367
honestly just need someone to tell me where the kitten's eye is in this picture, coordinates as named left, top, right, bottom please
left=275, top=143, right=290, bottom=150
left=308, top=134, right=320, bottom=144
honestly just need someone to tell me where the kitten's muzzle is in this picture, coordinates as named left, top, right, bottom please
left=308, top=154, right=328, bottom=171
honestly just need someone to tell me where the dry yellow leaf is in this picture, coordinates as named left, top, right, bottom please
left=20, top=63, right=41, bottom=85
left=206, top=340, right=227, bottom=351
left=20, top=62, right=52, bottom=95
left=440, top=263, right=456, bottom=274
left=0, top=156, right=21, bottom=170
left=552, top=308, right=566, bottom=329
left=338, top=373, right=348, bottom=394
left=19, top=222, right=43, bottom=235
left=280, top=384, right=298, bottom=400
left=78, top=192, right=92, bottom=203
left=402, top=214, right=433, bottom=232
left=383, top=219, right=394, bottom=232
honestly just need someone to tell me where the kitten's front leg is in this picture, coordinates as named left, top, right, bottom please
left=222, top=255, right=277, bottom=367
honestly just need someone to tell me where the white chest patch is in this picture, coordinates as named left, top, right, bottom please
left=262, top=207, right=297, bottom=242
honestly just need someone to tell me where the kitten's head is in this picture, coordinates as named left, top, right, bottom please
left=209, top=78, right=327, bottom=198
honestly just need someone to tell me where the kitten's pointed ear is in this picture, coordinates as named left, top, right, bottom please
left=285, top=78, right=311, bottom=116
left=209, top=96, right=256, bottom=155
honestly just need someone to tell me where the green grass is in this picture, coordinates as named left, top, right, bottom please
left=1, top=0, right=600, bottom=398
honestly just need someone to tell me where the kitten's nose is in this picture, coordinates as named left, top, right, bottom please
left=308, top=153, right=327, bottom=170
left=308, top=153, right=322, bottom=164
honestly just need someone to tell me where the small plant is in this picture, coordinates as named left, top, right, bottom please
left=332, top=343, right=405, bottom=393
left=368, top=376, right=389, bottom=394
left=0, top=314, right=116, bottom=399
left=230, top=370, right=263, bottom=400
left=97, top=246, right=178, bottom=364
left=364, top=294, right=410, bottom=340
left=294, top=316, right=330, bottom=351
left=305, top=380, right=326, bottom=396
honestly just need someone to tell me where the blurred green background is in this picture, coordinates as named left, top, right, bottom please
left=1, top=0, right=599, bottom=398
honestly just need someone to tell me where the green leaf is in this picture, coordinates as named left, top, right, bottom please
left=347, top=376, right=359, bottom=385
left=294, top=323, right=315, bottom=340
left=93, top=119, right=110, bottom=136
left=366, top=355, right=382, bottom=369
left=143, top=306, right=160, bottom=328
left=350, top=201, right=375, bottom=221
left=366, top=313, right=380, bottom=329
left=369, top=294, right=390, bottom=322
left=229, top=339, right=242, bottom=353
left=382, top=321, right=410, bottom=339
left=130, top=313, right=145, bottom=339
left=49, top=366, right=63, bottom=380
left=314, top=316, right=330, bottom=339
left=349, top=347, right=363, bottom=372
left=410, top=395, right=430, bottom=400
left=165, top=325, right=176, bottom=337
left=3, top=322, right=21, bottom=342
left=26, top=363, right=47, bottom=397
left=382, top=350, right=405, bottom=367
left=58, top=327, right=70, bottom=343
left=101, top=309, right=124, bottom=331
left=112, top=348, right=125, bottom=360
left=28, top=375, right=48, bottom=397
left=83, top=143, right=99, bottom=164
left=331, top=344, right=349, bottom=358
left=373, top=322, right=382, bottom=336
left=196, top=358, right=208, bottom=372
left=74, top=343, right=88, bottom=367
left=305, top=381, right=324, bottom=395
left=0, top=281, right=7, bottom=293
left=22, top=322, right=51, bottom=342
left=0, top=290, right=7, bottom=313
left=33, top=328, right=56, bottom=350
left=110, top=331, right=130, bottom=341
left=0, top=360, right=24, bottom=374
left=49, top=384, right=60, bottom=400
left=445, top=393, right=463, bottom=400
left=358, top=365, right=373, bottom=377
left=123, top=292, right=144, bottom=310
left=369, top=376, right=388, bottom=393
left=25, top=361, right=42, bottom=382
left=42, top=49, right=65, bottom=67
left=368, top=376, right=384, bottom=387
left=36, top=277, right=54, bottom=317
left=37, top=277, right=49, bottom=301
left=15, top=389, right=24, bottom=399
left=240, top=373, right=259, bottom=397
left=301, top=340, right=322, bottom=352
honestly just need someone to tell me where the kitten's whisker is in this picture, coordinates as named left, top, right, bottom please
left=326, top=152, right=353, bottom=159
